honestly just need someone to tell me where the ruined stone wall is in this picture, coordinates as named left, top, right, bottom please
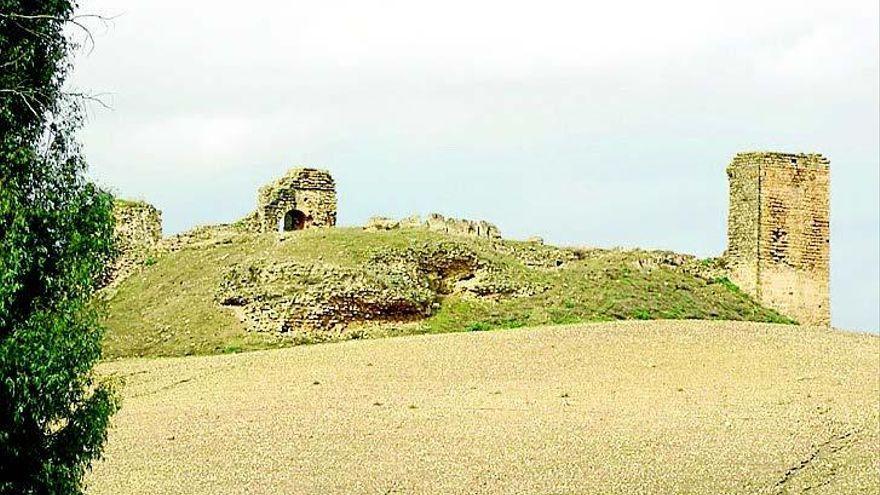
left=216, top=241, right=541, bottom=336
left=108, top=199, right=162, bottom=284
left=424, top=213, right=501, bottom=239
left=726, top=159, right=761, bottom=297
left=365, top=213, right=502, bottom=240
left=725, top=152, right=830, bottom=326
left=114, top=199, right=162, bottom=254
left=255, top=168, right=337, bottom=233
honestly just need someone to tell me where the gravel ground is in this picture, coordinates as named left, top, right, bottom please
left=86, top=321, right=879, bottom=494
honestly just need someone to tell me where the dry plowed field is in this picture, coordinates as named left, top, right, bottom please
left=87, top=321, right=879, bottom=494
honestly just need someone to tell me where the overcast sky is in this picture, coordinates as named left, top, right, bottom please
left=69, top=0, right=879, bottom=331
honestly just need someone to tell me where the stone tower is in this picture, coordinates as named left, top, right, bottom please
left=725, top=152, right=830, bottom=326
left=256, top=168, right=337, bottom=233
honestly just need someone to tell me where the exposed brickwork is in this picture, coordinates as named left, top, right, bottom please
left=254, top=168, right=337, bottom=233
left=725, top=152, right=830, bottom=326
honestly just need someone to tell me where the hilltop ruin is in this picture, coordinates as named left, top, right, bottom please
left=109, top=153, right=832, bottom=327
left=252, top=168, right=337, bottom=233
left=108, top=199, right=162, bottom=284
left=725, top=152, right=830, bottom=326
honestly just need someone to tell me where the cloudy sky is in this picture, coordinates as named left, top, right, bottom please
left=69, top=0, right=879, bottom=331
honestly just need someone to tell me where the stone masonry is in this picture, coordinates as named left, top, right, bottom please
left=255, top=168, right=337, bottom=233
left=365, top=213, right=502, bottom=240
left=725, top=152, right=830, bottom=326
left=108, top=199, right=163, bottom=284
left=113, top=199, right=162, bottom=255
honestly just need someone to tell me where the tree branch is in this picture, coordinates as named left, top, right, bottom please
left=0, top=88, right=40, bottom=118
left=0, top=88, right=113, bottom=116
left=0, top=12, right=120, bottom=53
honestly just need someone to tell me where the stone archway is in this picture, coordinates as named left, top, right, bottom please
left=282, top=209, right=308, bottom=232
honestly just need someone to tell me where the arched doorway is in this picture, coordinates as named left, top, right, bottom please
left=282, top=209, right=307, bottom=231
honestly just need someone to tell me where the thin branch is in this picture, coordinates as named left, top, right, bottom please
left=65, top=91, right=113, bottom=111
left=0, top=88, right=113, bottom=115
left=0, top=12, right=120, bottom=53
left=0, top=13, right=119, bottom=22
left=0, top=88, right=40, bottom=118
left=0, top=50, right=28, bottom=69
left=68, top=18, right=95, bottom=52
left=6, top=18, right=53, bottom=44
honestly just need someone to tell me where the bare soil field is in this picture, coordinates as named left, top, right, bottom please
left=87, top=321, right=879, bottom=494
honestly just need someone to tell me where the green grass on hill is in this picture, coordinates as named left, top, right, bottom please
left=100, top=228, right=792, bottom=359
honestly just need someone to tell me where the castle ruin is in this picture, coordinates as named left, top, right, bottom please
left=107, top=156, right=833, bottom=327
left=725, top=152, right=830, bottom=326
left=255, top=168, right=337, bottom=232
left=108, top=199, right=163, bottom=284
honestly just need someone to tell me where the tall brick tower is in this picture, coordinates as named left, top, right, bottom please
left=725, top=152, right=830, bottom=326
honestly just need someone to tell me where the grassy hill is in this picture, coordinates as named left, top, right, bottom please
left=87, top=321, right=879, bottom=494
left=100, top=227, right=792, bottom=359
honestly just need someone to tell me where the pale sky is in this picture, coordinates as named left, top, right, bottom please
left=69, top=0, right=879, bottom=331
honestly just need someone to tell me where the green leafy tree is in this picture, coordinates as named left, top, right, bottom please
left=0, top=1, right=117, bottom=493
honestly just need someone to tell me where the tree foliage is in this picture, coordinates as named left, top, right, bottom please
left=0, top=1, right=117, bottom=493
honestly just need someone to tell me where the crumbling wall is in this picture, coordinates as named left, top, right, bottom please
left=108, top=199, right=162, bottom=284
left=114, top=200, right=161, bottom=250
left=725, top=152, right=830, bottom=326
left=255, top=168, right=337, bottom=233
left=365, top=213, right=501, bottom=240
left=216, top=241, right=540, bottom=335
